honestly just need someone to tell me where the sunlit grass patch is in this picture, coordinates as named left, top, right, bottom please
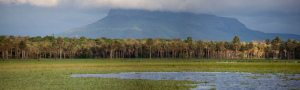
left=240, top=83, right=250, bottom=85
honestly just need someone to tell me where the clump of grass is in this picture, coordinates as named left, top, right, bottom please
left=240, top=83, right=250, bottom=85
left=185, top=77, right=191, bottom=79
left=291, top=78, right=300, bottom=81
left=226, top=84, right=230, bottom=86
left=161, top=77, right=167, bottom=80
left=281, top=85, right=291, bottom=87
left=246, top=76, right=260, bottom=79
left=262, top=76, right=272, bottom=79
left=201, top=75, right=216, bottom=76
left=209, top=88, right=216, bottom=90
left=284, top=78, right=300, bottom=81
left=204, top=81, right=210, bottom=83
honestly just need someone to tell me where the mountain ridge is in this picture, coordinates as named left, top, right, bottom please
left=57, top=9, right=300, bottom=42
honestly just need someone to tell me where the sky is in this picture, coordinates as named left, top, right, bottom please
left=0, top=0, right=300, bottom=37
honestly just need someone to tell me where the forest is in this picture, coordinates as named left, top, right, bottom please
left=0, top=35, right=300, bottom=60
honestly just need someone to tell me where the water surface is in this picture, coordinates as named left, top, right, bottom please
left=71, top=72, right=300, bottom=90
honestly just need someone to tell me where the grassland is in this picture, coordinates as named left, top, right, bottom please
left=0, top=59, right=299, bottom=89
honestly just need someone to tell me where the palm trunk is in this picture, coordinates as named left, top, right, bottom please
left=2, top=51, right=4, bottom=60
left=6, top=51, right=8, bottom=59
left=10, top=49, right=12, bottom=59
left=15, top=50, right=18, bottom=59
left=21, top=50, right=23, bottom=59
left=110, top=49, right=112, bottom=60
left=149, top=46, right=151, bottom=60
left=172, top=49, right=175, bottom=58
left=235, top=48, right=238, bottom=59
left=221, top=50, right=223, bottom=59
left=50, top=52, right=52, bottom=59
left=59, top=48, right=62, bottom=59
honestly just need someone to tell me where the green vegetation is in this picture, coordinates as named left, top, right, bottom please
left=185, top=77, right=191, bottom=79
left=246, top=76, right=260, bottom=79
left=209, top=88, right=216, bottom=90
left=1, top=59, right=300, bottom=89
left=161, top=77, right=167, bottom=80
left=280, top=85, right=291, bottom=87
left=1, top=35, right=300, bottom=60
left=240, top=83, right=250, bottom=85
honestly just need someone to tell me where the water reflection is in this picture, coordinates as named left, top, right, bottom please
left=71, top=72, right=300, bottom=90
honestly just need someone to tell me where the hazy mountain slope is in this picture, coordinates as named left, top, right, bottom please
left=57, top=9, right=300, bottom=42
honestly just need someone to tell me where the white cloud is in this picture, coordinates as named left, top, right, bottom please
left=67, top=0, right=300, bottom=14
left=0, top=0, right=59, bottom=7
left=0, top=0, right=300, bottom=35
left=1, top=0, right=299, bottom=13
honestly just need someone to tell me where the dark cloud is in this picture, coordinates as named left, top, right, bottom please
left=0, top=0, right=300, bottom=36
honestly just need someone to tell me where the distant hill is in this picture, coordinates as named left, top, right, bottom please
left=57, top=9, right=300, bottom=42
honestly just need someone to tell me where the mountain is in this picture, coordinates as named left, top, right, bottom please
left=57, top=9, right=300, bottom=42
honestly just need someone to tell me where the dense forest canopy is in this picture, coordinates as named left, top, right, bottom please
left=0, top=35, right=300, bottom=60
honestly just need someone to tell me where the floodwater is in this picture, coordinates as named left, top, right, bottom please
left=71, top=72, right=300, bottom=90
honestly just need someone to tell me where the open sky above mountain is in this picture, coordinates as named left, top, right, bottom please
left=0, top=0, right=300, bottom=37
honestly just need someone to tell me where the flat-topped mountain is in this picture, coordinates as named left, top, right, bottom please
left=57, top=9, right=300, bottom=42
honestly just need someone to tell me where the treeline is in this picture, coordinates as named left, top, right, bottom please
left=0, top=35, right=300, bottom=60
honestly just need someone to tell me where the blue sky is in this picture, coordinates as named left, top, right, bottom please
left=0, top=0, right=300, bottom=37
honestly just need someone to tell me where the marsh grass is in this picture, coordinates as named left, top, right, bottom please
left=0, top=58, right=300, bottom=89
left=281, top=85, right=291, bottom=87
left=246, top=76, right=260, bottom=79
left=240, top=83, right=250, bottom=85
left=185, top=77, right=191, bottom=79
left=209, top=88, right=216, bottom=90
left=161, top=77, right=167, bottom=80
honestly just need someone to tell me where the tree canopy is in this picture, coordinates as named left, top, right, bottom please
left=0, top=35, right=299, bottom=60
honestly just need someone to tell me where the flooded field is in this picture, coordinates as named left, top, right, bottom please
left=71, top=72, right=300, bottom=90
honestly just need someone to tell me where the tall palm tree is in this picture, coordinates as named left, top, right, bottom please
left=19, top=40, right=27, bottom=60
left=197, top=40, right=204, bottom=58
left=216, top=41, right=224, bottom=59
left=133, top=42, right=140, bottom=58
left=232, top=36, right=241, bottom=59
left=57, top=37, right=64, bottom=59
left=209, top=41, right=216, bottom=58
left=271, top=37, right=281, bottom=59
left=146, top=38, right=153, bottom=59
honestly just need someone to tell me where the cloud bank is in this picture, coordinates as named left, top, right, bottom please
left=0, top=0, right=58, bottom=7
left=1, top=0, right=299, bottom=14
left=1, top=0, right=299, bottom=36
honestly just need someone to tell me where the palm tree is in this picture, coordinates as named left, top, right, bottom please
left=57, top=37, right=64, bottom=59
left=247, top=42, right=254, bottom=59
left=19, top=40, right=27, bottom=60
left=170, top=42, right=176, bottom=58
left=216, top=41, right=225, bottom=59
left=146, top=38, right=153, bottom=59
left=209, top=41, right=216, bottom=58
left=133, top=42, right=140, bottom=58
left=264, top=46, right=271, bottom=59
left=271, top=37, right=281, bottom=59
left=2, top=38, right=12, bottom=59
left=232, top=36, right=241, bottom=59
left=197, top=40, right=204, bottom=58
